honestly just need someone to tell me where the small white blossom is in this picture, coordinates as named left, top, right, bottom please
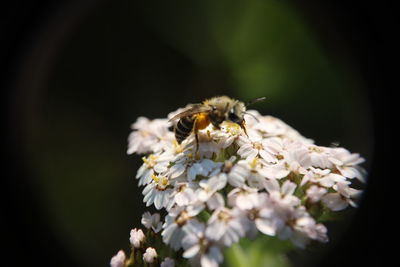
left=162, top=205, right=204, bottom=250
left=256, top=140, right=310, bottom=179
left=196, top=175, right=227, bottom=202
left=262, top=180, right=303, bottom=238
left=127, top=117, right=172, bottom=154
left=206, top=192, right=225, bottom=210
left=110, top=250, right=126, bottom=267
left=143, top=247, right=158, bottom=263
left=168, top=150, right=193, bottom=179
left=225, top=160, right=249, bottom=187
left=306, top=145, right=334, bottom=169
left=252, top=115, right=312, bottom=143
left=182, top=220, right=223, bottom=267
left=231, top=158, right=269, bottom=189
left=322, top=181, right=361, bottom=211
left=206, top=207, right=246, bottom=246
left=129, top=228, right=145, bottom=248
left=306, top=185, right=327, bottom=203
left=329, top=147, right=366, bottom=182
left=213, top=121, right=243, bottom=148
left=290, top=210, right=328, bottom=248
left=243, top=192, right=278, bottom=236
left=228, top=186, right=259, bottom=210
left=295, top=216, right=328, bottom=243
left=142, top=174, right=173, bottom=210
left=141, top=212, right=163, bottom=233
left=188, top=159, right=222, bottom=181
left=301, top=167, right=346, bottom=188
left=237, top=135, right=277, bottom=163
left=136, top=153, right=172, bottom=186
left=170, top=182, right=198, bottom=206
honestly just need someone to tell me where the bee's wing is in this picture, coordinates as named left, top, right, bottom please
left=168, top=104, right=212, bottom=122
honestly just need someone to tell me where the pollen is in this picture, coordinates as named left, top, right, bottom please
left=196, top=113, right=210, bottom=130
left=173, top=140, right=183, bottom=154
left=250, top=158, right=259, bottom=169
left=153, top=174, right=169, bottom=190
left=143, top=155, right=158, bottom=167
left=309, top=146, right=324, bottom=153
left=176, top=210, right=190, bottom=226
left=161, top=177, right=169, bottom=186
left=224, top=121, right=241, bottom=134
left=151, top=175, right=159, bottom=183
left=217, top=210, right=232, bottom=223
left=253, top=142, right=263, bottom=150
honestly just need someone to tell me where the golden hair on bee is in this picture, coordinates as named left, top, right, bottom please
left=169, top=96, right=265, bottom=151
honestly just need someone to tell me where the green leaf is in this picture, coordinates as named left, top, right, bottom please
left=223, top=235, right=293, bottom=267
left=197, top=210, right=211, bottom=222
left=224, top=243, right=248, bottom=267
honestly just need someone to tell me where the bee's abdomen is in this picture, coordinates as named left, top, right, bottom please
left=175, top=116, right=195, bottom=144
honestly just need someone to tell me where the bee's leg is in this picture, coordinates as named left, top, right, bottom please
left=193, top=118, right=200, bottom=154
left=195, top=131, right=199, bottom=154
left=240, top=120, right=249, bottom=137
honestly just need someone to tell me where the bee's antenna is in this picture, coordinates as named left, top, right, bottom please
left=244, top=112, right=260, bottom=122
left=246, top=97, right=266, bottom=107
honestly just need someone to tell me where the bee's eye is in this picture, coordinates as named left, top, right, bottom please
left=228, top=112, right=239, bottom=122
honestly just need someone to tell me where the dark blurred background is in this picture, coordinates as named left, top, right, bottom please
left=2, top=0, right=392, bottom=266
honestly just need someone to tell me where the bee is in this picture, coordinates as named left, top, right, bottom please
left=169, top=96, right=265, bottom=150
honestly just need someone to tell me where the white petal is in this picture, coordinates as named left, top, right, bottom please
left=201, top=247, right=222, bottom=267
left=207, top=193, right=224, bottom=210
left=281, top=180, right=296, bottom=195
left=259, top=150, right=276, bottom=163
left=237, top=144, right=252, bottom=155
left=236, top=194, right=256, bottom=210
left=206, top=221, right=226, bottom=241
left=255, top=218, right=276, bottom=236
left=183, top=245, right=200, bottom=258
left=154, top=163, right=168, bottom=173
left=337, top=166, right=359, bottom=179
left=170, top=164, right=186, bottom=178
left=259, top=165, right=289, bottom=179
left=175, top=192, right=191, bottom=206
left=264, top=178, right=280, bottom=193
left=322, top=193, right=348, bottom=211
left=328, top=157, right=343, bottom=166
left=154, top=193, right=162, bottom=209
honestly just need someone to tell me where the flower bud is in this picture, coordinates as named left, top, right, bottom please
left=143, top=247, right=158, bottom=263
left=110, top=250, right=125, bottom=267
left=129, top=228, right=145, bottom=248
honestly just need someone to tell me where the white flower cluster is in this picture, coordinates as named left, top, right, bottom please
left=114, top=108, right=365, bottom=267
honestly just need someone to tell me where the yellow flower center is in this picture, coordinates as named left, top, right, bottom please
left=309, top=146, right=324, bottom=153
left=143, top=155, right=158, bottom=168
left=173, top=140, right=183, bottom=154
left=217, top=210, right=232, bottom=223
left=250, top=158, right=259, bottom=169
left=253, top=142, right=263, bottom=150
left=152, top=175, right=169, bottom=190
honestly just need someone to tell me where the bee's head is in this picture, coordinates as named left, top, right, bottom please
left=228, top=97, right=266, bottom=125
left=227, top=101, right=245, bottom=124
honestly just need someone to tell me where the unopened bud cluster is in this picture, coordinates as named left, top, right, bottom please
left=111, top=107, right=365, bottom=267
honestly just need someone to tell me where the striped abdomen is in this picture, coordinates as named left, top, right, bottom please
left=175, top=116, right=195, bottom=144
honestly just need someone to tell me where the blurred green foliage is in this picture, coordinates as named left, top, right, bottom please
left=224, top=236, right=293, bottom=267
left=23, top=0, right=372, bottom=266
